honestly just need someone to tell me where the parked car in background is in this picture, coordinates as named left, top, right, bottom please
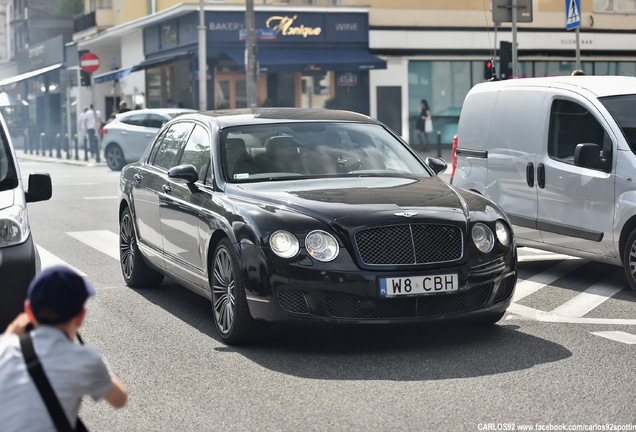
left=0, top=112, right=51, bottom=329
left=102, top=108, right=195, bottom=170
left=118, top=108, right=517, bottom=344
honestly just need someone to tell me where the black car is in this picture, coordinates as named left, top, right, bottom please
left=118, top=108, right=517, bottom=344
left=0, top=113, right=52, bottom=328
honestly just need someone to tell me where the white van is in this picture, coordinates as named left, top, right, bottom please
left=450, top=76, right=636, bottom=293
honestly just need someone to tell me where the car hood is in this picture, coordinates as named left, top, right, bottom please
left=228, top=177, right=470, bottom=226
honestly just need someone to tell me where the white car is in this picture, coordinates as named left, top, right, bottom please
left=102, top=108, right=195, bottom=170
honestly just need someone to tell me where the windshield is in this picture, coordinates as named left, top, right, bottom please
left=0, top=127, right=18, bottom=192
left=220, top=122, right=430, bottom=183
left=599, top=94, right=636, bottom=152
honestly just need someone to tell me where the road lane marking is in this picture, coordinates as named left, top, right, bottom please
left=512, top=258, right=589, bottom=302
left=518, top=247, right=581, bottom=262
left=36, top=246, right=86, bottom=276
left=591, top=331, right=636, bottom=344
left=67, top=230, right=119, bottom=261
left=507, top=303, right=636, bottom=325
left=550, top=270, right=626, bottom=317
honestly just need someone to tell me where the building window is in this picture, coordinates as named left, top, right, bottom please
left=593, top=0, right=636, bottom=13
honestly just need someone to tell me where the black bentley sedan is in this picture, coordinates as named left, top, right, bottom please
left=118, top=108, right=517, bottom=344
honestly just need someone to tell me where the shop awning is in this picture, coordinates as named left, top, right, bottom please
left=94, top=68, right=132, bottom=84
left=222, top=48, right=386, bottom=72
left=0, top=63, right=63, bottom=87
left=131, top=53, right=191, bottom=72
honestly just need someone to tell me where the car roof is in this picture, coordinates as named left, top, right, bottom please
left=474, top=75, right=636, bottom=98
left=174, top=108, right=380, bottom=128
left=117, top=108, right=196, bottom=118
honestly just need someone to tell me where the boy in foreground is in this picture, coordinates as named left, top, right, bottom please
left=0, top=265, right=128, bottom=431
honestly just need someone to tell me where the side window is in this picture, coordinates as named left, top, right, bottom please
left=150, top=122, right=194, bottom=170
left=548, top=99, right=610, bottom=171
left=120, top=114, right=146, bottom=126
left=178, top=125, right=211, bottom=181
left=145, top=114, right=167, bottom=129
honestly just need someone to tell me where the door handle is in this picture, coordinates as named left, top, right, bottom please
left=162, top=184, right=172, bottom=193
left=133, top=174, right=142, bottom=183
left=526, top=162, right=534, bottom=187
left=537, top=163, right=546, bottom=189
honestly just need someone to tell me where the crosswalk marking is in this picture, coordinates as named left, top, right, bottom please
left=550, top=269, right=626, bottom=317
left=512, top=258, right=589, bottom=302
left=37, top=246, right=86, bottom=276
left=67, top=230, right=120, bottom=261
left=591, top=331, right=636, bottom=344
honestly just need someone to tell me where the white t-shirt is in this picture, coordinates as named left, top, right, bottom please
left=85, top=109, right=97, bottom=130
left=0, top=326, right=114, bottom=432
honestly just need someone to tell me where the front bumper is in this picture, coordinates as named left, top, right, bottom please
left=244, top=247, right=517, bottom=324
left=0, top=235, right=38, bottom=328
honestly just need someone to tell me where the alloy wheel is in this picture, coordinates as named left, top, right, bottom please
left=120, top=211, right=135, bottom=281
left=212, top=246, right=236, bottom=335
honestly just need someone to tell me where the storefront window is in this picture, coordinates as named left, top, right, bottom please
left=299, top=71, right=333, bottom=108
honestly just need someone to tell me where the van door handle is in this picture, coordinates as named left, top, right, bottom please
left=526, top=162, right=534, bottom=187
left=537, top=163, right=546, bottom=189
left=162, top=184, right=172, bottom=194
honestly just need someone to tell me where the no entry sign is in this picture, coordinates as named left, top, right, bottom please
left=80, top=53, right=100, bottom=73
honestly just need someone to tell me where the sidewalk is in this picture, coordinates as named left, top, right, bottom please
left=16, top=149, right=107, bottom=168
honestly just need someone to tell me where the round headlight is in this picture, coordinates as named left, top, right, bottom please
left=269, top=230, right=299, bottom=258
left=472, top=223, right=494, bottom=253
left=495, top=220, right=511, bottom=246
left=305, top=230, right=339, bottom=262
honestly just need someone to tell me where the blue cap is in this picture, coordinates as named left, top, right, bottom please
left=27, top=265, right=95, bottom=325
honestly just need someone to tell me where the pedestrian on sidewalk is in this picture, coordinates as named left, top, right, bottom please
left=415, top=99, right=432, bottom=151
left=0, top=265, right=128, bottom=432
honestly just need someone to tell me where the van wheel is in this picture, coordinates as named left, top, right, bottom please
left=623, top=229, right=636, bottom=294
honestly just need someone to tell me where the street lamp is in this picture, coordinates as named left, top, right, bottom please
left=198, top=0, right=207, bottom=110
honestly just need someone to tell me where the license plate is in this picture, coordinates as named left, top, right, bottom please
left=379, top=274, right=459, bottom=297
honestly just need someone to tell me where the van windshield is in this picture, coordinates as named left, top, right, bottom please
left=600, top=95, right=636, bottom=152
left=0, top=130, right=18, bottom=192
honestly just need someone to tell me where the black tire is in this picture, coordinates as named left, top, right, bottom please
left=105, top=144, right=125, bottom=171
left=119, top=207, right=164, bottom=287
left=622, top=229, right=636, bottom=294
left=210, top=239, right=256, bottom=344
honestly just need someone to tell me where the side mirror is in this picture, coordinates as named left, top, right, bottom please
left=168, top=164, right=199, bottom=184
left=425, top=157, right=447, bottom=175
left=574, top=143, right=601, bottom=169
left=25, top=173, right=52, bottom=203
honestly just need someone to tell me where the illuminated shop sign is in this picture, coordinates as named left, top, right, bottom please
left=205, top=11, right=368, bottom=43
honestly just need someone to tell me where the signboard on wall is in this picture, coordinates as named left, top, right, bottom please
left=492, top=0, right=533, bottom=23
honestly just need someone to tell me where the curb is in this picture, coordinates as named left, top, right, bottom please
left=17, top=151, right=108, bottom=168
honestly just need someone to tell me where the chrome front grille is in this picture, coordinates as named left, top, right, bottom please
left=354, top=223, right=463, bottom=265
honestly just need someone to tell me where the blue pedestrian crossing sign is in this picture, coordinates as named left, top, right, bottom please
left=566, top=0, right=581, bottom=30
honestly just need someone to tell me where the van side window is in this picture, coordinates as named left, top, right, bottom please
left=548, top=99, right=611, bottom=172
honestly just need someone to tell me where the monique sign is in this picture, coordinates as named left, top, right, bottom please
left=265, top=15, right=322, bottom=38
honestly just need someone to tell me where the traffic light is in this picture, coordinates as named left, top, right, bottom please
left=80, top=70, right=91, bottom=86
left=500, top=41, right=513, bottom=79
left=484, top=60, right=495, bottom=80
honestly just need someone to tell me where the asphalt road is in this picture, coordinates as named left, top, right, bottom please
left=16, top=155, right=636, bottom=432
